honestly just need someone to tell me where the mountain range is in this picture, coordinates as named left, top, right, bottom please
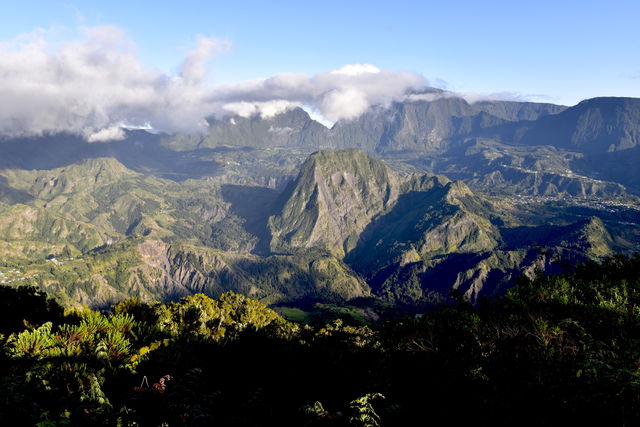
left=0, top=94, right=639, bottom=310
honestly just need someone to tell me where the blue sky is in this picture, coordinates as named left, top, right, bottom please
left=0, top=0, right=638, bottom=138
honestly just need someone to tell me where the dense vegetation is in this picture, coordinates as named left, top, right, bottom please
left=1, top=255, right=639, bottom=426
left=2, top=146, right=640, bottom=311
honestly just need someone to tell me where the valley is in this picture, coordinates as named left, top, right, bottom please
left=2, top=5, right=639, bottom=424
left=1, top=95, right=639, bottom=311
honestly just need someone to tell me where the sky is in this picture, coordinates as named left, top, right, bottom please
left=0, top=0, right=638, bottom=139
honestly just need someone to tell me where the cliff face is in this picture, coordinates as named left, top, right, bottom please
left=31, top=239, right=369, bottom=309
left=515, top=97, right=640, bottom=153
left=268, top=148, right=499, bottom=260
left=268, top=149, right=400, bottom=256
left=141, top=241, right=370, bottom=305
left=167, top=97, right=568, bottom=154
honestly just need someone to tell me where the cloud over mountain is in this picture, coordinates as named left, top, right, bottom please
left=0, top=25, right=430, bottom=140
left=0, top=26, right=226, bottom=141
left=1, top=25, right=550, bottom=141
left=214, top=64, right=427, bottom=122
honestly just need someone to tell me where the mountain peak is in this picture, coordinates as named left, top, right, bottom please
left=576, top=96, right=640, bottom=106
left=516, top=96, right=640, bottom=153
left=269, top=149, right=400, bottom=256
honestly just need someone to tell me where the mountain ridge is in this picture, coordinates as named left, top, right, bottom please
left=1, top=96, right=639, bottom=309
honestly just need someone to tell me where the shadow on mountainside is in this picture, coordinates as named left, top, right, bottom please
left=0, top=176, right=33, bottom=204
left=0, top=131, right=227, bottom=181
left=221, top=184, right=281, bottom=255
left=572, top=145, right=640, bottom=193
left=345, top=188, right=455, bottom=274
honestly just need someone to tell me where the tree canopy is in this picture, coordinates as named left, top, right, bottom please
left=1, top=255, right=639, bottom=425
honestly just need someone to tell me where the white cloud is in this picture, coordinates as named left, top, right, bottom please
left=319, top=88, right=370, bottom=121
left=0, top=25, right=569, bottom=142
left=404, top=92, right=455, bottom=103
left=223, top=100, right=299, bottom=118
left=461, top=91, right=527, bottom=104
left=404, top=89, right=552, bottom=105
left=179, top=36, right=230, bottom=84
left=0, top=26, right=438, bottom=140
left=213, top=66, right=427, bottom=122
left=302, top=105, right=335, bottom=128
left=268, top=125, right=294, bottom=135
left=330, top=63, right=381, bottom=76
left=0, top=26, right=227, bottom=140
left=87, top=125, right=126, bottom=142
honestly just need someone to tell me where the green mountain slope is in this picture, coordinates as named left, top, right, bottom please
left=347, top=179, right=500, bottom=274
left=0, top=204, right=109, bottom=260
left=0, top=143, right=637, bottom=310
left=12, top=239, right=368, bottom=309
left=263, top=149, right=635, bottom=306
left=269, top=149, right=400, bottom=256
left=371, top=215, right=617, bottom=307
left=0, top=157, right=252, bottom=260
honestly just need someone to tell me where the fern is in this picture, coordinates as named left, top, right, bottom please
left=348, top=393, right=385, bottom=427
left=8, top=322, right=56, bottom=358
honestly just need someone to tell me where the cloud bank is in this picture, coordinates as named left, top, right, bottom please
left=0, top=25, right=537, bottom=141
left=214, top=64, right=427, bottom=122
left=0, top=25, right=432, bottom=140
left=0, top=26, right=231, bottom=141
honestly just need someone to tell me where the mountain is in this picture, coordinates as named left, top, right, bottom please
left=0, top=131, right=225, bottom=181
left=164, top=107, right=331, bottom=151
left=4, top=95, right=638, bottom=197
left=0, top=157, right=233, bottom=261
left=154, top=95, right=640, bottom=195
left=162, top=96, right=567, bottom=155
left=1, top=145, right=637, bottom=309
left=331, top=97, right=500, bottom=153
left=363, top=214, right=619, bottom=306
left=1, top=95, right=640, bottom=310
left=0, top=153, right=372, bottom=308
left=471, top=100, right=567, bottom=121
left=267, top=148, right=497, bottom=263
left=266, top=149, right=634, bottom=305
left=346, top=179, right=500, bottom=275
left=508, top=97, right=640, bottom=153
left=501, top=216, right=614, bottom=258
left=389, top=97, right=640, bottom=195
left=339, top=97, right=566, bottom=153
left=14, top=239, right=368, bottom=309
left=268, top=149, right=401, bottom=256
left=0, top=203, right=109, bottom=260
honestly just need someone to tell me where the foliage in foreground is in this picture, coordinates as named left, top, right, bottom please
left=1, top=254, right=640, bottom=425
